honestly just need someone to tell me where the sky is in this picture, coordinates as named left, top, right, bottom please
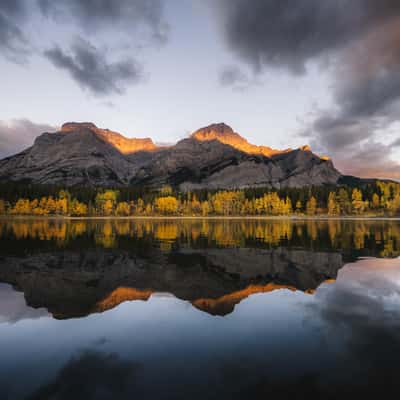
left=0, top=0, right=399, bottom=180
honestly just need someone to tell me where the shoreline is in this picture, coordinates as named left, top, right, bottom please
left=1, top=215, right=399, bottom=221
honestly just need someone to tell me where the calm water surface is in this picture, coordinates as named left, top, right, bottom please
left=0, top=218, right=399, bottom=399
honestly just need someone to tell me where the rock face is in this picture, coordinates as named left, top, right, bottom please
left=0, top=121, right=342, bottom=188
left=191, top=122, right=291, bottom=157
left=60, top=122, right=157, bottom=154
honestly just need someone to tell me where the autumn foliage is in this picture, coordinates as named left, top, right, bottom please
left=0, top=181, right=399, bottom=217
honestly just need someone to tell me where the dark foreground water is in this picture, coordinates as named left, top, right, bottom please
left=0, top=218, right=399, bottom=399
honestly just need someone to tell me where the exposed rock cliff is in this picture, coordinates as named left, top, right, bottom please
left=191, top=122, right=291, bottom=157
left=0, top=121, right=342, bottom=188
left=61, top=122, right=158, bottom=154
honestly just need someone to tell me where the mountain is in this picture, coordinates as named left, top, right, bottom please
left=60, top=122, right=157, bottom=154
left=191, top=122, right=291, bottom=157
left=0, top=121, right=341, bottom=189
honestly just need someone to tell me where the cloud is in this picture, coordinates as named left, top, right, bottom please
left=44, top=38, right=143, bottom=96
left=0, top=1, right=168, bottom=93
left=218, top=65, right=260, bottom=92
left=304, top=112, right=400, bottom=180
left=309, top=113, right=373, bottom=151
left=214, top=1, right=400, bottom=180
left=27, top=350, right=142, bottom=400
left=0, top=0, right=25, bottom=16
left=306, top=20, right=400, bottom=179
left=0, top=1, right=30, bottom=63
left=0, top=119, right=57, bottom=159
left=37, top=0, right=168, bottom=43
left=215, top=0, right=400, bottom=74
left=334, top=19, right=400, bottom=119
left=219, top=65, right=250, bottom=89
left=334, top=142, right=400, bottom=180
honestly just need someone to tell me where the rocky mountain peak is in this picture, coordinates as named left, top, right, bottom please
left=60, top=121, right=157, bottom=154
left=0, top=121, right=342, bottom=188
left=96, top=129, right=157, bottom=155
left=191, top=123, right=289, bottom=158
left=61, top=122, right=98, bottom=132
left=191, top=122, right=244, bottom=144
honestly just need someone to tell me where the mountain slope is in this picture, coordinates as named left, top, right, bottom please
left=0, top=123, right=136, bottom=186
left=191, top=122, right=291, bottom=157
left=60, top=122, right=158, bottom=154
left=0, top=121, right=342, bottom=188
left=131, top=123, right=341, bottom=189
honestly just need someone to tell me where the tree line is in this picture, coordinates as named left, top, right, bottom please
left=0, top=181, right=399, bottom=217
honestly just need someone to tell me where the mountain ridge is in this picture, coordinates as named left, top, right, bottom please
left=191, top=122, right=293, bottom=158
left=0, top=121, right=342, bottom=189
left=60, top=122, right=158, bottom=154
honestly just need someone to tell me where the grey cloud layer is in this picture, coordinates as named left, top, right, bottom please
left=0, top=0, right=167, bottom=95
left=0, top=119, right=56, bottom=159
left=308, top=18, right=400, bottom=178
left=0, top=1, right=30, bottom=63
left=38, top=0, right=168, bottom=43
left=45, top=39, right=142, bottom=95
left=215, top=0, right=400, bottom=179
left=217, top=0, right=400, bottom=73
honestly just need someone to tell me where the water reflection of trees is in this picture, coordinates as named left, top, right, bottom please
left=1, top=219, right=399, bottom=257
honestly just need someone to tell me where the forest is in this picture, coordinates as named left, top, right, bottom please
left=0, top=181, right=399, bottom=217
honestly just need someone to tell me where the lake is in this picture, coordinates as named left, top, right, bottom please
left=0, top=218, right=399, bottom=399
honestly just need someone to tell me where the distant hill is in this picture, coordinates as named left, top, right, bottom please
left=0, top=121, right=342, bottom=189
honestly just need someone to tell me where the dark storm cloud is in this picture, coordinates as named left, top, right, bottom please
left=37, top=0, right=168, bottom=43
left=44, top=38, right=143, bottom=95
left=310, top=114, right=373, bottom=151
left=0, top=119, right=56, bottom=158
left=27, top=350, right=142, bottom=400
left=334, top=19, right=400, bottom=119
left=216, top=0, right=400, bottom=74
left=306, top=21, right=400, bottom=178
left=215, top=0, right=400, bottom=179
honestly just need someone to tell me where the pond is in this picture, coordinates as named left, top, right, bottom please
left=0, top=218, right=399, bottom=399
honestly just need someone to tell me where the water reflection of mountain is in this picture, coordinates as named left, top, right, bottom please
left=0, top=219, right=398, bottom=318
left=0, top=247, right=342, bottom=318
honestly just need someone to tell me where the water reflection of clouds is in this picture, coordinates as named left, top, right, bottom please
left=27, top=350, right=143, bottom=400
left=0, top=283, right=48, bottom=323
left=1, top=256, right=400, bottom=398
left=305, top=258, right=400, bottom=388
